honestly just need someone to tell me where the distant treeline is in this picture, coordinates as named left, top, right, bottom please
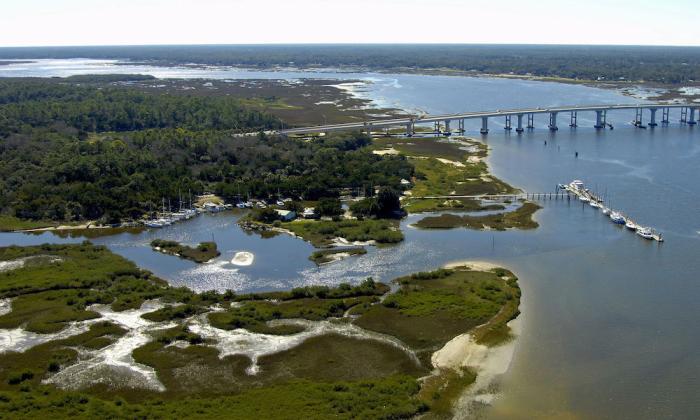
left=0, top=78, right=281, bottom=135
left=2, top=44, right=700, bottom=83
left=0, top=80, right=412, bottom=224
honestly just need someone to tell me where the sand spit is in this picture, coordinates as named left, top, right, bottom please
left=451, top=318, right=521, bottom=418
left=444, top=260, right=503, bottom=272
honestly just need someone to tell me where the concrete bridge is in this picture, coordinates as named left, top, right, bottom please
left=278, top=103, right=698, bottom=136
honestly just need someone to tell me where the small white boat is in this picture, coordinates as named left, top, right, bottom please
left=625, top=220, right=638, bottom=230
left=602, top=207, right=611, bottom=215
left=636, top=227, right=654, bottom=240
left=590, top=201, right=602, bottom=209
left=236, top=202, right=247, bottom=209
left=610, top=212, right=625, bottom=224
left=579, top=195, right=591, bottom=203
left=144, top=220, right=164, bottom=228
left=570, top=180, right=585, bottom=191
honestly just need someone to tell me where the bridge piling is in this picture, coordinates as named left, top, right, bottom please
left=681, top=107, right=688, bottom=124
left=649, top=108, right=658, bottom=127
left=570, top=111, right=578, bottom=128
left=516, top=114, right=524, bottom=133
left=634, top=108, right=645, bottom=127
left=480, top=117, right=489, bottom=135
left=505, top=115, right=512, bottom=131
left=689, top=108, right=697, bottom=125
left=549, top=112, right=559, bottom=131
left=662, top=108, right=670, bottom=124
left=594, top=110, right=605, bottom=129
left=527, top=113, right=535, bottom=129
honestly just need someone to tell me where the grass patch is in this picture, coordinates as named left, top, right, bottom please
left=354, top=267, right=521, bottom=359
left=309, top=247, right=367, bottom=265
left=414, top=202, right=540, bottom=231
left=281, top=219, right=403, bottom=247
left=405, top=197, right=505, bottom=213
left=208, top=296, right=377, bottom=334
left=0, top=375, right=426, bottom=419
left=0, top=216, right=57, bottom=232
left=150, top=239, right=220, bottom=263
left=0, top=322, right=126, bottom=392
left=418, top=367, right=477, bottom=418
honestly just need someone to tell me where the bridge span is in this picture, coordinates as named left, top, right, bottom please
left=278, top=103, right=698, bottom=136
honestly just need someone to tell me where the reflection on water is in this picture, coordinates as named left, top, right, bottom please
left=1, top=62, right=699, bottom=417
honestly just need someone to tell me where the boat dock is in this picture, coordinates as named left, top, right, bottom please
left=558, top=180, right=664, bottom=242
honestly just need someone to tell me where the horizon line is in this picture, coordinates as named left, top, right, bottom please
left=2, top=42, right=700, bottom=49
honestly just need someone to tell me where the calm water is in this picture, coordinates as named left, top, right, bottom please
left=1, top=60, right=699, bottom=418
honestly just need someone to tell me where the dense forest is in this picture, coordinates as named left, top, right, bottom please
left=0, top=80, right=412, bottom=224
left=2, top=44, right=700, bottom=83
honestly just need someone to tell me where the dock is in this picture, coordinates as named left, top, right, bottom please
left=559, top=180, right=664, bottom=242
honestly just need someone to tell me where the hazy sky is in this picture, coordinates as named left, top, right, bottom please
left=2, top=0, right=699, bottom=47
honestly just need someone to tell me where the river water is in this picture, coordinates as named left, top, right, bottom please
left=1, top=59, right=699, bottom=418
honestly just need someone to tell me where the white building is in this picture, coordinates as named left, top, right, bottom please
left=275, top=209, right=296, bottom=221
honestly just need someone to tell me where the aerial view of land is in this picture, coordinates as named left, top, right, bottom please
left=1, top=0, right=700, bottom=419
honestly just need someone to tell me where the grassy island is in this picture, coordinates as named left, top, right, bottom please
left=414, top=201, right=541, bottom=231
left=0, top=243, right=520, bottom=419
left=282, top=219, right=403, bottom=247
left=150, top=239, right=220, bottom=263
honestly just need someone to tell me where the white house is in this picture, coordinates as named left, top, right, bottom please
left=275, top=209, right=296, bottom=221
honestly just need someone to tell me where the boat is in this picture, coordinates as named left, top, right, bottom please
left=236, top=202, right=247, bottom=209
left=636, top=227, right=654, bottom=240
left=579, top=195, right=591, bottom=203
left=569, top=180, right=585, bottom=191
left=590, top=201, right=602, bottom=209
left=625, top=219, right=638, bottom=230
left=610, top=211, right=625, bottom=224
left=144, top=219, right=164, bottom=228
left=602, top=207, right=611, bottom=215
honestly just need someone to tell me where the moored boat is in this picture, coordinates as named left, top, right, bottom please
left=625, top=219, right=638, bottom=230
left=636, top=227, right=654, bottom=240
left=610, top=211, right=625, bottom=224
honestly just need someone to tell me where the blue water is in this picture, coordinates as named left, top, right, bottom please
left=1, top=60, right=699, bottom=418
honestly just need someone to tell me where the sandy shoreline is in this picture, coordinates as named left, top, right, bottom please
left=430, top=260, right=522, bottom=416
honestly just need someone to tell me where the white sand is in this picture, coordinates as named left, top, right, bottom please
left=330, top=237, right=375, bottom=247
left=231, top=251, right=254, bottom=266
left=436, top=158, right=466, bottom=167
left=444, top=260, right=502, bottom=271
left=44, top=301, right=174, bottom=392
left=372, top=148, right=400, bottom=155
left=0, top=299, right=10, bottom=316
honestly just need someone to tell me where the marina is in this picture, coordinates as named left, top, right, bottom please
left=560, top=180, right=664, bottom=242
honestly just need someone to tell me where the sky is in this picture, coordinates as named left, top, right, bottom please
left=1, top=0, right=699, bottom=47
